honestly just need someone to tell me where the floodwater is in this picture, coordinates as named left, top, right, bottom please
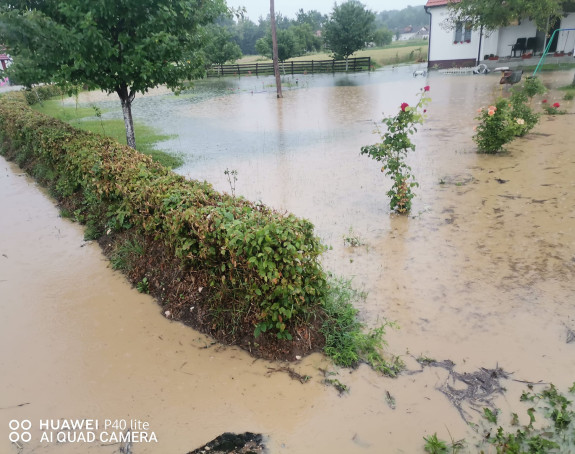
left=1, top=65, right=574, bottom=453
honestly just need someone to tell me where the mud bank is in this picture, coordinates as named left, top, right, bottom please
left=1, top=69, right=574, bottom=453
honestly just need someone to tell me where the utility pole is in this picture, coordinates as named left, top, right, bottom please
left=270, top=0, right=283, bottom=98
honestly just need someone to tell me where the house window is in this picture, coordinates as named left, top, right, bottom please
left=454, top=22, right=472, bottom=43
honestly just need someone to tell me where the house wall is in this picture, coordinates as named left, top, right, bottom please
left=427, top=5, right=479, bottom=68
left=494, top=19, right=539, bottom=57
left=481, top=30, right=500, bottom=59
left=557, top=14, right=575, bottom=54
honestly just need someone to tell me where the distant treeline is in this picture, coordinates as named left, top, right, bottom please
left=212, top=5, right=428, bottom=59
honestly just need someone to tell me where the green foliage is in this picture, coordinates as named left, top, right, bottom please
left=483, top=407, right=498, bottom=424
left=203, top=24, right=243, bottom=65
left=343, top=227, right=365, bottom=247
left=255, top=28, right=300, bottom=62
left=446, top=0, right=569, bottom=31
left=376, top=6, right=429, bottom=32
left=136, top=277, right=149, bottom=294
left=320, top=277, right=403, bottom=377
left=323, top=0, right=376, bottom=61
left=542, top=100, right=567, bottom=114
left=474, top=99, right=522, bottom=153
left=0, top=91, right=329, bottom=340
left=487, top=384, right=574, bottom=452
left=373, top=27, right=394, bottom=47
left=423, top=433, right=448, bottom=453
left=523, top=76, right=547, bottom=98
left=426, top=383, right=575, bottom=454
left=111, top=238, right=144, bottom=271
left=361, top=86, right=430, bottom=213
left=509, top=89, right=540, bottom=136
left=473, top=77, right=543, bottom=152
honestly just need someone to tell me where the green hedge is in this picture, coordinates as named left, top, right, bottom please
left=0, top=90, right=328, bottom=340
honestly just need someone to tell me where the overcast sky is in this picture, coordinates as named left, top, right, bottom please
left=225, top=0, right=427, bottom=21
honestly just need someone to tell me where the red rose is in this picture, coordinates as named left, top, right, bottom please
left=424, top=86, right=430, bottom=91
left=553, top=102, right=560, bottom=108
left=542, top=99, right=547, bottom=103
left=401, top=102, right=409, bottom=111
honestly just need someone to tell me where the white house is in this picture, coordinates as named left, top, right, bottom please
left=424, top=0, right=575, bottom=68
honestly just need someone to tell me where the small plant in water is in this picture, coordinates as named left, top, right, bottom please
left=224, top=168, right=238, bottom=197
left=91, top=105, right=106, bottom=135
left=423, top=433, right=448, bottom=453
left=424, top=382, right=575, bottom=453
left=542, top=100, right=566, bottom=115
left=343, top=227, right=365, bottom=247
left=361, top=86, right=430, bottom=214
left=136, top=277, right=149, bottom=294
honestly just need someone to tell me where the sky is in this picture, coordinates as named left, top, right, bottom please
left=225, top=0, right=428, bottom=22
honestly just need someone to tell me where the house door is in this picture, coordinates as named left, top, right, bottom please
left=547, top=19, right=560, bottom=52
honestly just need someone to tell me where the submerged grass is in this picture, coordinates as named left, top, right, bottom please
left=424, top=382, right=575, bottom=453
left=32, top=99, right=183, bottom=169
left=321, top=276, right=403, bottom=377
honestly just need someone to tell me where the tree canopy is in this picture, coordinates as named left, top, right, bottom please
left=203, top=24, right=243, bottom=65
left=323, top=1, right=376, bottom=63
left=255, top=28, right=298, bottom=62
left=446, top=0, right=575, bottom=31
left=0, top=0, right=227, bottom=148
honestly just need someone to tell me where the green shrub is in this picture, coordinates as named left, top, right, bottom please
left=0, top=90, right=328, bottom=340
left=509, top=88, right=539, bottom=136
left=473, top=99, right=521, bottom=153
left=474, top=77, right=543, bottom=153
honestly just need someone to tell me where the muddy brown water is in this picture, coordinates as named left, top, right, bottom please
left=1, top=68, right=574, bottom=453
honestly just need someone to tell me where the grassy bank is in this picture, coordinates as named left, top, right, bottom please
left=237, top=40, right=428, bottom=68
left=32, top=99, right=183, bottom=169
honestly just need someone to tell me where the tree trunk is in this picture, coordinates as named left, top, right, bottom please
left=270, top=0, right=282, bottom=99
left=116, top=85, right=136, bottom=149
left=345, top=56, right=349, bottom=71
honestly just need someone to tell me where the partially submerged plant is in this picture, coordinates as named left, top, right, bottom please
left=224, top=168, right=238, bottom=197
left=474, top=77, right=543, bottom=153
left=361, top=86, right=431, bottom=214
left=343, top=227, right=365, bottom=247
left=542, top=100, right=566, bottom=115
left=321, top=276, right=403, bottom=377
left=423, top=382, right=575, bottom=453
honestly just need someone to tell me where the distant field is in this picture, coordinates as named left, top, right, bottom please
left=236, top=40, right=429, bottom=67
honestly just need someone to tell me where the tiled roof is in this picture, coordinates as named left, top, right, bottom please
left=425, top=0, right=460, bottom=7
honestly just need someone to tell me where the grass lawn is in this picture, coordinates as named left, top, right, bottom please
left=32, top=99, right=183, bottom=169
left=236, top=40, right=428, bottom=68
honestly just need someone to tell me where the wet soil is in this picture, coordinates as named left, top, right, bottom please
left=1, top=67, right=574, bottom=453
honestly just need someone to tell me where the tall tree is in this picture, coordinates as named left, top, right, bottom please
left=295, top=9, right=327, bottom=31
left=0, top=0, right=226, bottom=149
left=323, top=0, right=375, bottom=69
left=255, top=28, right=300, bottom=61
left=203, top=24, right=243, bottom=66
left=232, top=18, right=263, bottom=55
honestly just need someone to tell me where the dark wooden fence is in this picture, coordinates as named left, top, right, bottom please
left=207, top=57, right=372, bottom=77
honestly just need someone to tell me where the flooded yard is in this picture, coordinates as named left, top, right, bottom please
left=1, top=65, right=574, bottom=453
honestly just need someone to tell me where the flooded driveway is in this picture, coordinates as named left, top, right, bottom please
left=1, top=66, right=574, bottom=453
